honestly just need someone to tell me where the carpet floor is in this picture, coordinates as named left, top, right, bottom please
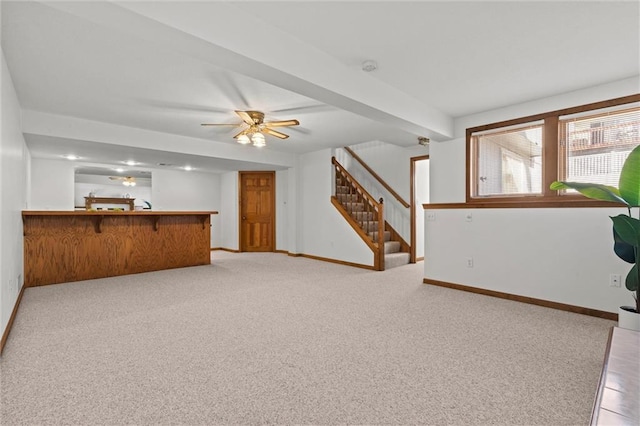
left=0, top=252, right=613, bottom=425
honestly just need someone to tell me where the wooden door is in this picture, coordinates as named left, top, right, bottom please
left=240, top=171, right=275, bottom=252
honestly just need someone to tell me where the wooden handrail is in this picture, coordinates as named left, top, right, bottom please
left=332, top=157, right=381, bottom=209
left=344, top=147, right=410, bottom=208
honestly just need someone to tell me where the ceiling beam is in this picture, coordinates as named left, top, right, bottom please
left=21, top=110, right=297, bottom=168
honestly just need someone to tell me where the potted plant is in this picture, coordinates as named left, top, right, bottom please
left=551, top=144, right=640, bottom=330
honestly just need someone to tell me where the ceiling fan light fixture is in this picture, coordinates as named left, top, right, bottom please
left=251, top=132, right=266, bottom=147
left=204, top=110, right=298, bottom=147
left=237, top=134, right=251, bottom=145
left=122, top=177, right=136, bottom=187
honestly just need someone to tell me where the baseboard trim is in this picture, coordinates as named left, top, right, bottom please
left=423, top=278, right=617, bottom=321
left=212, top=248, right=241, bottom=253
left=214, top=248, right=376, bottom=271
left=0, top=285, right=26, bottom=356
left=288, top=252, right=375, bottom=270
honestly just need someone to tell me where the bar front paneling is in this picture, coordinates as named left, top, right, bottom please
left=22, top=211, right=217, bottom=286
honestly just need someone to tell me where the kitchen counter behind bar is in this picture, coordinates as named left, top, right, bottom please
left=22, top=211, right=218, bottom=287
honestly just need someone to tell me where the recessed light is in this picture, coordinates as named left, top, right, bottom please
left=122, top=160, right=139, bottom=166
left=183, top=166, right=193, bottom=171
left=62, top=154, right=80, bottom=160
left=114, top=168, right=125, bottom=173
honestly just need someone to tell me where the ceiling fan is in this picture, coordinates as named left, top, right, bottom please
left=109, top=176, right=136, bottom=187
left=201, top=110, right=300, bottom=147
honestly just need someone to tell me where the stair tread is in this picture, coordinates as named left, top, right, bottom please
left=385, top=252, right=410, bottom=258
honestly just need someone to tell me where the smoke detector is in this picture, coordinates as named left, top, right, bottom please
left=362, top=60, right=378, bottom=72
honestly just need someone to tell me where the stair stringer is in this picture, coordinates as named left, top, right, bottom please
left=330, top=196, right=382, bottom=270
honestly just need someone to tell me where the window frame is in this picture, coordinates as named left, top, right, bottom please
left=466, top=94, right=640, bottom=206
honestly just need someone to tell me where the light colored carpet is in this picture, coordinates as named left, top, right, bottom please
left=1, top=252, right=613, bottom=425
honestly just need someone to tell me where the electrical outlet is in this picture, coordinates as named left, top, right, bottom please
left=466, top=257, right=474, bottom=268
left=426, top=212, right=436, bottom=221
left=609, top=274, right=621, bottom=287
left=465, top=212, right=473, bottom=222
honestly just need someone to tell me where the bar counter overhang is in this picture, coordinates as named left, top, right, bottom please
left=22, top=210, right=218, bottom=287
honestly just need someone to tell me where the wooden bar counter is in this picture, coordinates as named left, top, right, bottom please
left=22, top=210, right=218, bottom=287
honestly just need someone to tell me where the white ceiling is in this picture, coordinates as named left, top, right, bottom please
left=2, top=1, right=638, bottom=175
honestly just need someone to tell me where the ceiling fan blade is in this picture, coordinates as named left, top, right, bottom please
left=201, top=123, right=240, bottom=127
left=263, top=119, right=300, bottom=127
left=263, top=128, right=289, bottom=139
left=233, top=129, right=249, bottom=139
left=109, top=176, right=122, bottom=180
left=235, top=110, right=255, bottom=126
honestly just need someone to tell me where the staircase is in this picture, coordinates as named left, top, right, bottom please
left=332, top=157, right=410, bottom=270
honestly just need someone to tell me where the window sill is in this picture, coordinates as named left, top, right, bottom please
left=424, top=197, right=628, bottom=209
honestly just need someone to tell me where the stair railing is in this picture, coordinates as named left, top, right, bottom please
left=331, top=157, right=385, bottom=270
left=335, top=147, right=411, bottom=249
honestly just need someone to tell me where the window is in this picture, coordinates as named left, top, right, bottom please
left=472, top=122, right=542, bottom=197
left=560, top=106, right=639, bottom=189
left=467, top=95, right=640, bottom=204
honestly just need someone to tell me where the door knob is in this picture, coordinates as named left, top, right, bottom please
left=242, top=216, right=247, bottom=220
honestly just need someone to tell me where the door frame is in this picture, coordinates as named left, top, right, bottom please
left=410, top=155, right=429, bottom=263
left=238, top=171, right=276, bottom=252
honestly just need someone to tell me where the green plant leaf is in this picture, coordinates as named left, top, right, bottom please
left=613, top=227, right=636, bottom=264
left=619, top=144, right=640, bottom=207
left=625, top=263, right=639, bottom=292
left=549, top=181, right=628, bottom=205
left=610, top=215, right=640, bottom=247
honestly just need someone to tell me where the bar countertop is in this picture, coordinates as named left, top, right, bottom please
left=23, top=210, right=218, bottom=216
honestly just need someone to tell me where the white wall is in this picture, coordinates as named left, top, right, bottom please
left=151, top=169, right=221, bottom=247
left=287, top=164, right=300, bottom=254
left=425, top=79, right=640, bottom=313
left=349, top=140, right=429, bottom=202
left=1, top=48, right=29, bottom=338
left=275, top=169, right=288, bottom=252
left=299, top=149, right=373, bottom=266
left=424, top=207, right=633, bottom=313
left=428, top=138, right=466, bottom=204
left=220, top=171, right=239, bottom=250
left=29, top=158, right=75, bottom=210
